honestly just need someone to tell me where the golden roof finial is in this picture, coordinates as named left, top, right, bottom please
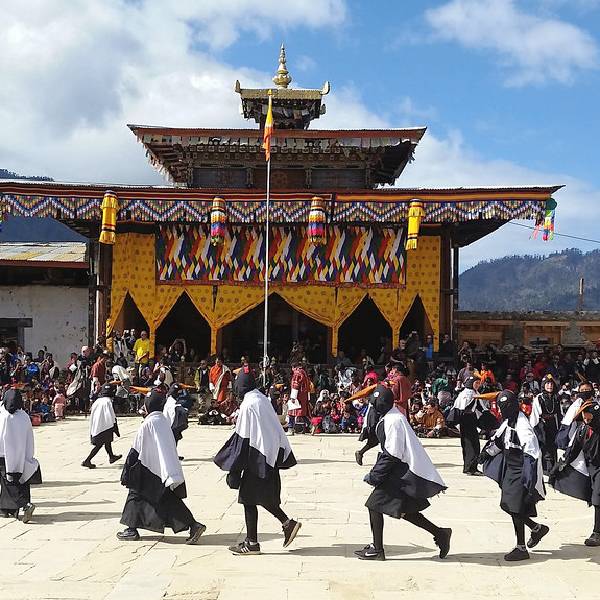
left=272, top=43, right=292, bottom=89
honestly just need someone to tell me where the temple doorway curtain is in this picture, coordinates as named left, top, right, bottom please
left=400, top=294, right=433, bottom=341
left=337, top=296, right=392, bottom=364
left=155, top=292, right=212, bottom=361
left=219, top=293, right=329, bottom=364
left=111, top=293, right=149, bottom=338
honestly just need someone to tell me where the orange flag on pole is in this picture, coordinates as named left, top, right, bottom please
left=262, top=91, right=273, bottom=162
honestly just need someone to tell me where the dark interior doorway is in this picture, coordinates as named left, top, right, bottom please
left=156, top=293, right=211, bottom=360
left=400, top=295, right=432, bottom=340
left=338, top=297, right=391, bottom=364
left=113, top=293, right=149, bottom=336
left=220, top=293, right=328, bottom=364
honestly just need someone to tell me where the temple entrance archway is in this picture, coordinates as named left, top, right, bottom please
left=220, top=293, right=328, bottom=364
left=112, top=293, right=149, bottom=336
left=156, top=293, right=211, bottom=360
left=400, top=295, right=432, bottom=341
left=338, top=297, right=391, bottom=364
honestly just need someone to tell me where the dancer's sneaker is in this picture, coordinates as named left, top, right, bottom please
left=282, top=519, right=302, bottom=548
left=81, top=460, right=96, bottom=469
left=116, top=528, right=140, bottom=541
left=21, top=503, right=35, bottom=523
left=527, top=524, right=549, bottom=548
left=354, top=450, right=363, bottom=466
left=356, top=544, right=385, bottom=561
left=109, top=454, right=122, bottom=464
left=186, top=522, right=206, bottom=545
left=584, top=532, right=600, bottom=547
left=434, top=527, right=452, bottom=558
left=229, top=540, right=261, bottom=555
left=504, top=547, right=529, bottom=561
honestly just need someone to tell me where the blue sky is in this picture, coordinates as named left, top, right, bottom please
left=1, top=0, right=600, bottom=269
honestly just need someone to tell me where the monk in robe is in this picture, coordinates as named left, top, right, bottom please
left=209, top=356, right=231, bottom=405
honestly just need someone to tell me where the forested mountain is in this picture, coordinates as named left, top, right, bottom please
left=460, top=248, right=600, bottom=311
left=0, top=168, right=53, bottom=181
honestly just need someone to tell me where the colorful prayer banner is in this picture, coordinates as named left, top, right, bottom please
left=156, top=224, right=406, bottom=286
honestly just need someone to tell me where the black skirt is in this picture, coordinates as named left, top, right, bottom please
left=91, top=426, right=115, bottom=447
left=365, top=487, right=430, bottom=518
left=589, top=464, right=600, bottom=506
left=500, top=449, right=537, bottom=518
left=0, top=458, right=31, bottom=511
left=238, top=469, right=281, bottom=508
left=120, top=488, right=194, bottom=534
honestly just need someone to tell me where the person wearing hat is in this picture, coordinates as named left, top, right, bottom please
left=356, top=384, right=451, bottom=561
left=0, top=389, right=40, bottom=521
left=550, top=400, right=600, bottom=546
left=530, top=374, right=562, bottom=475
left=117, top=390, right=206, bottom=544
left=82, top=383, right=122, bottom=469
left=214, top=369, right=300, bottom=555
left=479, top=390, right=549, bottom=561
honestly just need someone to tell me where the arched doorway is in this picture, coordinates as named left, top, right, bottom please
left=156, top=293, right=211, bottom=361
left=338, top=297, right=391, bottom=364
left=400, top=295, right=432, bottom=340
left=220, top=293, right=328, bottom=364
left=113, top=293, right=149, bottom=336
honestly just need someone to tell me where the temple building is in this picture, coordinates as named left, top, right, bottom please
left=0, top=47, right=562, bottom=363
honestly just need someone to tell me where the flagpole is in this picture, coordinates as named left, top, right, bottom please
left=263, top=156, right=271, bottom=380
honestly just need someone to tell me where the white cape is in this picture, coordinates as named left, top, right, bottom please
left=381, top=407, right=446, bottom=488
left=89, top=396, right=116, bottom=439
left=236, top=389, right=293, bottom=468
left=163, top=396, right=177, bottom=427
left=491, top=412, right=545, bottom=499
left=133, top=411, right=184, bottom=489
left=0, top=408, right=40, bottom=484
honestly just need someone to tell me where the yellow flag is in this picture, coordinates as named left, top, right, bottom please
left=262, top=93, right=273, bottom=162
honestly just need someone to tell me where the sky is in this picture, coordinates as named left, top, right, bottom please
left=1, top=0, right=600, bottom=270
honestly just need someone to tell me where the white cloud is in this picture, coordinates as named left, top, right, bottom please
left=0, top=0, right=345, bottom=183
left=425, top=0, right=599, bottom=85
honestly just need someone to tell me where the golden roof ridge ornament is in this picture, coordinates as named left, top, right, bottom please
left=272, top=44, right=292, bottom=89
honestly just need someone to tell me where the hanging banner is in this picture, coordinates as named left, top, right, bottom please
left=156, top=224, right=406, bottom=286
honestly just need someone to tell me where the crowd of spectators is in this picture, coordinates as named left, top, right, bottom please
left=2, top=328, right=600, bottom=436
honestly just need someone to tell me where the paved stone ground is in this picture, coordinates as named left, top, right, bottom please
left=1, top=417, right=600, bottom=599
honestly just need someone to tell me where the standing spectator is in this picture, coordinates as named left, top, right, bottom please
left=439, top=334, right=454, bottom=361
left=585, top=351, right=600, bottom=384
left=112, top=331, right=127, bottom=364
left=194, top=359, right=211, bottom=414
left=287, top=361, right=311, bottom=435
left=457, top=360, right=475, bottom=386
left=209, top=356, right=231, bottom=405
left=23, top=355, right=40, bottom=384
left=90, top=352, right=108, bottom=393
left=133, top=331, right=151, bottom=379
left=52, top=385, right=67, bottom=420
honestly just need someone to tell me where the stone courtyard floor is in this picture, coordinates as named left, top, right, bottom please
left=1, top=416, right=600, bottom=599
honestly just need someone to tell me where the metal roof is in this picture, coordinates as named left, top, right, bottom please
left=0, top=242, right=87, bottom=268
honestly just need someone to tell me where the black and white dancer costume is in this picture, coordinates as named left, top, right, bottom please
left=214, top=370, right=301, bottom=555
left=480, top=390, right=549, bottom=561
left=357, top=385, right=451, bottom=561
left=556, top=383, right=594, bottom=450
left=550, top=400, right=600, bottom=546
left=164, top=384, right=189, bottom=460
left=449, top=377, right=488, bottom=475
left=530, top=374, right=562, bottom=475
left=0, top=389, right=40, bottom=522
left=355, top=387, right=383, bottom=466
left=82, top=383, right=122, bottom=468
left=117, top=390, right=205, bottom=543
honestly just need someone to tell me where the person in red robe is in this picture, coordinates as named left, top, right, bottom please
left=287, top=362, right=311, bottom=436
left=209, top=356, right=231, bottom=406
left=384, top=362, right=412, bottom=417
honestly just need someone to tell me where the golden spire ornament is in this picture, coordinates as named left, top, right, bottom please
left=272, top=44, right=292, bottom=88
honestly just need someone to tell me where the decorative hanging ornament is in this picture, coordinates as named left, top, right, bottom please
left=210, top=196, right=227, bottom=245
left=308, top=196, right=327, bottom=245
left=99, top=190, right=118, bottom=245
left=532, top=197, right=557, bottom=242
left=405, top=200, right=425, bottom=250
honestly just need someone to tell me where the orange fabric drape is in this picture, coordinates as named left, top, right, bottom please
left=212, top=285, right=265, bottom=330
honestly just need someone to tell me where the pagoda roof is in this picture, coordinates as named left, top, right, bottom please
left=128, top=125, right=426, bottom=184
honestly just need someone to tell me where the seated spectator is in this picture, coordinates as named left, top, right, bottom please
left=413, top=400, right=446, bottom=438
left=199, top=399, right=226, bottom=426
left=503, top=373, right=519, bottom=393
left=340, top=401, right=358, bottom=433
left=409, top=400, right=423, bottom=428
